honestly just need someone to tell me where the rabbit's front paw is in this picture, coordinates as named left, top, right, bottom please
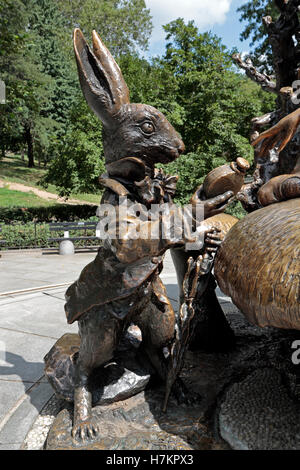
left=71, top=417, right=100, bottom=441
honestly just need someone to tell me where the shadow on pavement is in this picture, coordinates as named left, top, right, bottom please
left=0, top=351, right=47, bottom=411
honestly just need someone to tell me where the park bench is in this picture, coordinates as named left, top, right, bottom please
left=48, top=221, right=100, bottom=255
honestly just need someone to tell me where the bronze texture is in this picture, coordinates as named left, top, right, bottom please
left=45, top=2, right=300, bottom=447
left=216, top=1, right=300, bottom=334
left=45, top=29, right=235, bottom=441
left=215, top=199, right=300, bottom=330
left=203, top=158, right=250, bottom=199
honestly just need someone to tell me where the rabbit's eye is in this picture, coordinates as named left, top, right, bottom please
left=141, top=122, right=155, bottom=134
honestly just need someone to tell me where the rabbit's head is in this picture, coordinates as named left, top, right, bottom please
left=74, top=29, right=185, bottom=173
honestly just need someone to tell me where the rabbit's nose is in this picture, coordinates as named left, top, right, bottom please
left=177, top=140, right=185, bottom=155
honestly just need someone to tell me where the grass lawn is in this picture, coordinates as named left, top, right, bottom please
left=0, top=187, right=54, bottom=207
left=0, top=154, right=45, bottom=187
left=0, top=153, right=102, bottom=204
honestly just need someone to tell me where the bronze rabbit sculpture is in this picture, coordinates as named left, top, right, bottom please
left=63, top=29, right=236, bottom=440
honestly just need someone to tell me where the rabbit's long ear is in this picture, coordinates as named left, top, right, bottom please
left=74, top=29, right=129, bottom=126
left=92, top=30, right=130, bottom=107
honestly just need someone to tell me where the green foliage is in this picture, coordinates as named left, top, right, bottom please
left=161, top=19, right=269, bottom=151
left=43, top=17, right=276, bottom=202
left=0, top=205, right=98, bottom=224
left=0, top=0, right=152, bottom=168
left=42, top=98, right=105, bottom=196
left=225, top=200, right=247, bottom=220
left=55, top=0, right=152, bottom=56
left=0, top=0, right=28, bottom=57
left=1, top=222, right=101, bottom=249
left=162, top=152, right=208, bottom=205
left=156, top=19, right=275, bottom=204
left=0, top=0, right=60, bottom=166
left=1, top=222, right=50, bottom=248
left=28, top=0, right=78, bottom=125
left=1, top=6, right=276, bottom=205
left=119, top=54, right=184, bottom=128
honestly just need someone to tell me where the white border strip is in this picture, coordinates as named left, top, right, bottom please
left=0, top=282, right=72, bottom=297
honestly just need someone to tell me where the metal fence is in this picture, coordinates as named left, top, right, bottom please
left=0, top=221, right=101, bottom=250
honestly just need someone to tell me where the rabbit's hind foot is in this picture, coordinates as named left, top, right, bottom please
left=71, top=416, right=100, bottom=441
left=72, top=385, right=100, bottom=441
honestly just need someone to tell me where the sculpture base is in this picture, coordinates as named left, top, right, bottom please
left=44, top=313, right=300, bottom=450
left=219, top=368, right=300, bottom=450
left=45, top=391, right=218, bottom=451
left=44, top=327, right=154, bottom=406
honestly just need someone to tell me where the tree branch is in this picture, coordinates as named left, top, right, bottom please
left=233, top=53, right=277, bottom=94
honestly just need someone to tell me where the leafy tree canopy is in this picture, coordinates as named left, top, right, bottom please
left=0, top=0, right=152, bottom=167
left=1, top=5, right=276, bottom=206
left=238, top=0, right=278, bottom=72
left=54, top=0, right=153, bottom=56
left=156, top=19, right=275, bottom=203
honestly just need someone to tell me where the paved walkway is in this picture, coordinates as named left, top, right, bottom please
left=0, top=249, right=232, bottom=450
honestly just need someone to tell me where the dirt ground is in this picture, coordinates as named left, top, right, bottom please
left=0, top=179, right=97, bottom=206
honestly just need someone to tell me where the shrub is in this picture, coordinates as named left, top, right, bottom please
left=0, top=204, right=99, bottom=224
left=1, top=222, right=50, bottom=248
left=1, top=222, right=101, bottom=249
left=225, top=200, right=247, bottom=219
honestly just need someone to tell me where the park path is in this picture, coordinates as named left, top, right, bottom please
left=0, top=179, right=98, bottom=206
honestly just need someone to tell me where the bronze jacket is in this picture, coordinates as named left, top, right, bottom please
left=64, top=174, right=200, bottom=324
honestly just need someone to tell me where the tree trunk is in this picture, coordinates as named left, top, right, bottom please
left=25, top=124, right=34, bottom=168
